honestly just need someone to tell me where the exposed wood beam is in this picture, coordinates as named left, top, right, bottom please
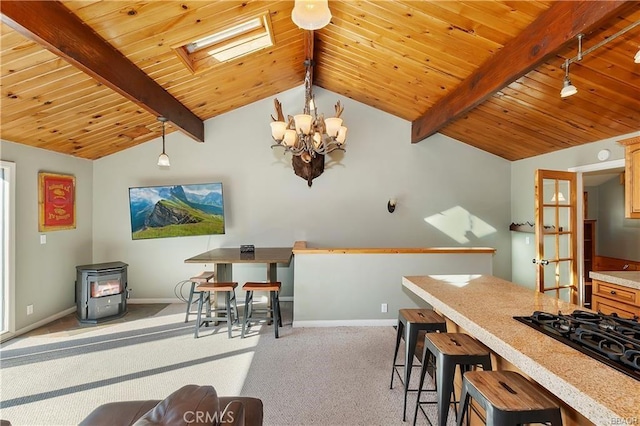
left=0, top=0, right=204, bottom=142
left=411, top=1, right=636, bottom=144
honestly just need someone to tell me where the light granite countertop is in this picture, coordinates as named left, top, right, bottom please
left=589, top=271, right=640, bottom=290
left=402, top=274, right=640, bottom=426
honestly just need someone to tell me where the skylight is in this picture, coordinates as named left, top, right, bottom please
left=174, top=13, right=274, bottom=74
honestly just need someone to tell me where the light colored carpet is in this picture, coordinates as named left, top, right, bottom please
left=0, top=303, right=452, bottom=426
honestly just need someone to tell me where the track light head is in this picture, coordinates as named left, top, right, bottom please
left=560, top=76, right=578, bottom=98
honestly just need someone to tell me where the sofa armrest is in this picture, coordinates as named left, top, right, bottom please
left=220, top=400, right=244, bottom=426
left=79, top=400, right=160, bottom=426
left=218, top=397, right=262, bottom=426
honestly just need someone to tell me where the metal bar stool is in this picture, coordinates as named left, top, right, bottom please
left=241, top=282, right=282, bottom=339
left=457, top=370, right=562, bottom=426
left=390, top=308, right=447, bottom=421
left=184, top=271, right=215, bottom=323
left=414, top=333, right=492, bottom=426
left=194, top=281, right=239, bottom=338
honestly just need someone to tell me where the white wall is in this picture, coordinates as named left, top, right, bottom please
left=595, top=176, right=640, bottom=261
left=293, top=251, right=494, bottom=324
left=92, top=86, right=513, bottom=302
left=0, top=141, right=93, bottom=331
left=510, top=131, right=638, bottom=289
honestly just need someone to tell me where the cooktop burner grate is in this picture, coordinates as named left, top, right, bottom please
left=514, top=311, right=640, bottom=382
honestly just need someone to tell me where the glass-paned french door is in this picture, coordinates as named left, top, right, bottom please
left=534, top=169, right=578, bottom=304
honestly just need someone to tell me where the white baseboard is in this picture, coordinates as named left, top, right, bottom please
left=293, top=319, right=397, bottom=327
left=128, top=298, right=183, bottom=304
left=3, top=296, right=297, bottom=341
left=11, top=306, right=76, bottom=339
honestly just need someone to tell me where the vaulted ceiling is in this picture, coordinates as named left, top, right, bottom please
left=1, top=1, right=639, bottom=161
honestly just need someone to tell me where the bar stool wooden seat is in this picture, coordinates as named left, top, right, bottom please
left=184, top=271, right=215, bottom=323
left=456, top=370, right=562, bottom=426
left=390, top=308, right=447, bottom=421
left=414, top=333, right=492, bottom=426
left=241, top=282, right=282, bottom=339
left=194, top=281, right=239, bottom=339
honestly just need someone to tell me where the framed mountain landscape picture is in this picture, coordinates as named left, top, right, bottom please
left=128, top=182, right=225, bottom=240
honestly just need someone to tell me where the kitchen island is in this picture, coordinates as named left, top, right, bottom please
left=402, top=274, right=639, bottom=426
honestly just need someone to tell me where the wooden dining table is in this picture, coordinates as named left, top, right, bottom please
left=184, top=246, right=293, bottom=283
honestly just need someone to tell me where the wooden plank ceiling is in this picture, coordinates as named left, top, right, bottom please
left=1, top=1, right=639, bottom=161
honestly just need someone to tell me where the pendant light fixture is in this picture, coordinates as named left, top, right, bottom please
left=291, top=0, right=332, bottom=30
left=157, top=116, right=170, bottom=167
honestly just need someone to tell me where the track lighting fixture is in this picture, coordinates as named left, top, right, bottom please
left=559, top=21, right=640, bottom=98
left=157, top=116, right=170, bottom=167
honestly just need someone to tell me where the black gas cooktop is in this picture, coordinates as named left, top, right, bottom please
left=514, top=310, right=640, bottom=381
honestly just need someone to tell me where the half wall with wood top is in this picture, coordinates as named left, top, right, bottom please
left=292, top=242, right=495, bottom=326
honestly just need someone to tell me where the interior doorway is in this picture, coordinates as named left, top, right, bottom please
left=534, top=169, right=577, bottom=303
left=569, top=158, right=625, bottom=307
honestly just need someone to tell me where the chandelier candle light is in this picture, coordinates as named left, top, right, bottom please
left=270, top=59, right=347, bottom=186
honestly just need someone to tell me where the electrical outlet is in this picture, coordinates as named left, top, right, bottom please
left=381, top=303, right=388, bottom=313
left=40, top=235, right=46, bottom=244
left=27, top=304, right=34, bottom=315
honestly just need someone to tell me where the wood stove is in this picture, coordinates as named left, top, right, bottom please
left=76, top=261, right=128, bottom=323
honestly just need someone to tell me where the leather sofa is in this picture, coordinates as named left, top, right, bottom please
left=79, top=384, right=263, bottom=426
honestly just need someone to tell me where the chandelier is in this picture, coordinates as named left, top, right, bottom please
left=270, top=59, right=347, bottom=186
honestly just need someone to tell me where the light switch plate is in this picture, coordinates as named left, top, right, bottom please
left=40, top=235, right=46, bottom=244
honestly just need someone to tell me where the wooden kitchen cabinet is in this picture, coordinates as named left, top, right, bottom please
left=583, top=220, right=596, bottom=308
left=594, top=255, right=640, bottom=271
left=591, top=279, right=640, bottom=318
left=619, top=136, right=640, bottom=219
